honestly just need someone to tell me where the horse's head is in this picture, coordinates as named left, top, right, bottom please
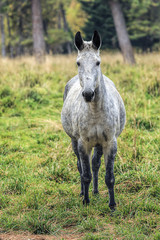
left=75, top=31, right=101, bottom=102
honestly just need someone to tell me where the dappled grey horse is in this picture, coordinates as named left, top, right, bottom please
left=61, top=31, right=126, bottom=209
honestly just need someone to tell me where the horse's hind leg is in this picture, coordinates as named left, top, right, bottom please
left=92, top=145, right=103, bottom=194
left=71, top=139, right=84, bottom=196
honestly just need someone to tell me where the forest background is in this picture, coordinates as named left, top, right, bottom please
left=0, top=0, right=160, bottom=58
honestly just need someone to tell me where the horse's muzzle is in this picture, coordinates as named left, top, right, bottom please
left=82, top=89, right=95, bottom=102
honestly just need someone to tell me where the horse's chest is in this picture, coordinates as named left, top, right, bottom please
left=78, top=116, right=108, bottom=144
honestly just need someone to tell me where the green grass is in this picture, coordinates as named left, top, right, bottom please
left=0, top=54, right=159, bottom=239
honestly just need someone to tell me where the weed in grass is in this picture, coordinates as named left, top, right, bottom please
left=78, top=216, right=103, bottom=233
left=23, top=209, right=55, bottom=234
left=154, top=232, right=160, bottom=240
left=0, top=195, right=10, bottom=209
left=0, top=87, right=12, bottom=98
left=147, top=79, right=160, bottom=97
left=148, top=185, right=160, bottom=198
left=128, top=116, right=156, bottom=131
left=83, top=233, right=106, bottom=240
left=0, top=96, right=15, bottom=109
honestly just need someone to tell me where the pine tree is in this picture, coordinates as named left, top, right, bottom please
left=79, top=0, right=116, bottom=49
left=79, top=0, right=135, bottom=64
left=122, top=0, right=160, bottom=51
left=41, top=0, right=72, bottom=54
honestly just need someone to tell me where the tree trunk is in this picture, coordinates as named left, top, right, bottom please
left=60, top=3, right=71, bottom=54
left=57, top=9, right=62, bottom=29
left=32, top=0, right=46, bottom=63
left=109, top=0, right=135, bottom=64
left=0, top=14, right=6, bottom=57
left=43, top=19, right=50, bottom=54
left=17, top=15, right=23, bottom=56
left=7, top=14, right=13, bottom=58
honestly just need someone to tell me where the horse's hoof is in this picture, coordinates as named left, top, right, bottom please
left=80, top=192, right=84, bottom=197
left=109, top=202, right=116, bottom=211
left=92, top=190, right=99, bottom=195
left=83, top=199, right=90, bottom=205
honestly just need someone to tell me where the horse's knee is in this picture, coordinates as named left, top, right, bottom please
left=72, top=139, right=79, bottom=158
left=105, top=174, right=115, bottom=189
left=92, top=145, right=102, bottom=172
left=82, top=173, right=92, bottom=184
left=77, top=159, right=82, bottom=174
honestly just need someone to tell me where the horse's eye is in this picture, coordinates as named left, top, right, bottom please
left=77, top=62, right=80, bottom=66
left=96, top=61, right=100, bottom=66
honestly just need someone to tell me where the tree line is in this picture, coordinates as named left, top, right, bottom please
left=0, top=0, right=160, bottom=64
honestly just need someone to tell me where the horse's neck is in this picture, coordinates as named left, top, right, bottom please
left=88, top=73, right=106, bottom=112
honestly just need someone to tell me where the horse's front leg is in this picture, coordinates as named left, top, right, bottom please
left=78, top=139, right=92, bottom=205
left=71, top=139, right=84, bottom=196
left=92, top=145, right=103, bottom=194
left=103, top=138, right=117, bottom=210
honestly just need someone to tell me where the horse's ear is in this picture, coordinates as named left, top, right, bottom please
left=92, top=30, right=101, bottom=50
left=75, top=31, right=84, bottom=51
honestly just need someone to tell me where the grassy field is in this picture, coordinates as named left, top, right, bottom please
left=0, top=53, right=159, bottom=240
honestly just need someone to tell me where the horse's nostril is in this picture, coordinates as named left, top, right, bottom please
left=82, top=90, right=95, bottom=102
left=91, top=91, right=94, bottom=98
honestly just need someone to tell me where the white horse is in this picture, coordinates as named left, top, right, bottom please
left=61, top=31, right=126, bottom=210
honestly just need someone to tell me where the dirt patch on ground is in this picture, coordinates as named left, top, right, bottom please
left=0, top=232, right=84, bottom=240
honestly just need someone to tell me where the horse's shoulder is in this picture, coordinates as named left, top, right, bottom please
left=103, top=75, right=116, bottom=89
left=63, top=75, right=79, bottom=101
